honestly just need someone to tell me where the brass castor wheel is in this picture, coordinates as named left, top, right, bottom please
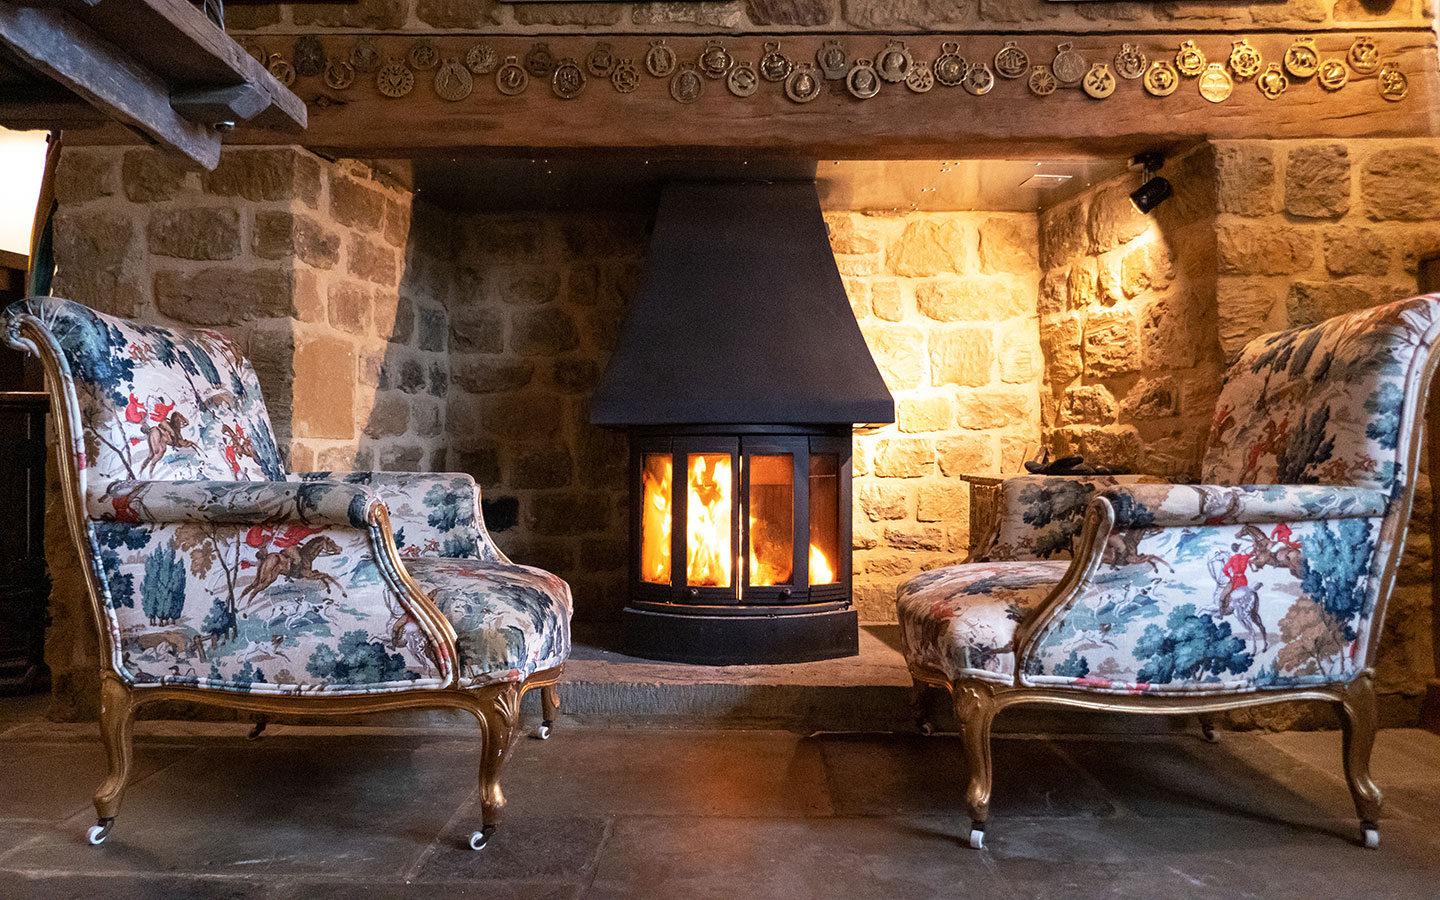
left=87, top=817, right=114, bottom=846
left=1363, top=823, right=1379, bottom=849
left=534, top=720, right=553, bottom=740
left=1200, top=721, right=1219, bottom=743
left=469, top=825, right=496, bottom=851
left=967, top=823, right=985, bottom=850
left=918, top=720, right=935, bottom=737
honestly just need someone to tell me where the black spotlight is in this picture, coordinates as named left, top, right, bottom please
left=1129, top=151, right=1172, bottom=214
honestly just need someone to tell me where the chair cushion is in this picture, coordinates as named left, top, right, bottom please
left=898, top=561, right=1069, bottom=683
left=405, top=557, right=572, bottom=688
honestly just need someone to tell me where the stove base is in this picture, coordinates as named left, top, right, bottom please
left=621, top=606, right=859, bottom=665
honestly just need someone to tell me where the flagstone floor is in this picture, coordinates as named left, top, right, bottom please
left=0, top=695, right=1437, bottom=899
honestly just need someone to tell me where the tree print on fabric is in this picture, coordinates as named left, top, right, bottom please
left=1133, top=604, right=1254, bottom=685
left=306, top=630, right=419, bottom=686
left=1275, top=599, right=1348, bottom=679
left=139, top=544, right=187, bottom=625
left=1299, top=518, right=1373, bottom=641
left=1017, top=480, right=1101, bottom=559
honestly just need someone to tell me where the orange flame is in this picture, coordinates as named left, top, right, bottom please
left=810, top=543, right=835, bottom=584
left=687, top=455, right=732, bottom=587
left=640, top=455, right=672, bottom=584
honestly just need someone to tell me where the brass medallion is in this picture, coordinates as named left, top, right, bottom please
left=496, top=56, right=529, bottom=96
left=1198, top=62, right=1233, bottom=103
left=785, top=63, right=823, bottom=103
left=846, top=58, right=881, bottom=99
left=467, top=43, right=498, bottom=75
left=906, top=60, right=935, bottom=94
left=1348, top=36, right=1379, bottom=74
left=1175, top=40, right=1206, bottom=77
left=586, top=42, right=616, bottom=78
left=698, top=40, right=732, bottom=80
left=1283, top=38, right=1319, bottom=79
left=1028, top=65, right=1057, bottom=96
left=267, top=54, right=296, bottom=88
left=1378, top=61, right=1408, bottom=101
left=963, top=62, right=995, bottom=96
left=1114, top=43, right=1147, bottom=81
left=293, top=35, right=325, bottom=78
left=935, top=42, right=966, bottom=87
left=323, top=58, right=355, bottom=91
left=646, top=40, right=677, bottom=78
left=727, top=61, right=759, bottom=97
left=242, top=40, right=267, bottom=65
left=1143, top=60, right=1179, bottom=97
left=1317, top=58, right=1349, bottom=91
left=1082, top=62, right=1116, bottom=99
left=670, top=64, right=704, bottom=104
left=875, top=40, right=913, bottom=84
left=1051, top=43, right=1086, bottom=85
left=612, top=58, right=641, bottom=94
left=760, top=41, right=792, bottom=82
left=434, top=59, right=473, bottom=102
left=994, top=41, right=1029, bottom=79
left=409, top=40, right=439, bottom=72
left=551, top=57, right=586, bottom=100
left=1228, top=38, right=1262, bottom=80
left=351, top=38, right=380, bottom=74
left=817, top=40, right=849, bottom=80
left=1256, top=63, right=1287, bottom=100
left=375, top=59, right=414, bottom=98
left=525, top=43, right=556, bottom=78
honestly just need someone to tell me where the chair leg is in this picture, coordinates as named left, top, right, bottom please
left=1339, top=673, right=1383, bottom=848
left=953, top=682, right=996, bottom=849
left=468, top=684, right=523, bottom=851
left=90, top=675, right=136, bottom=845
left=1198, top=714, right=1219, bottom=743
left=911, top=679, right=935, bottom=736
left=535, top=683, right=560, bottom=740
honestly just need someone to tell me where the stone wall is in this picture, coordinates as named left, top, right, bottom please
left=830, top=211, right=1043, bottom=621
left=41, top=144, right=450, bottom=716
left=225, top=0, right=1426, bottom=34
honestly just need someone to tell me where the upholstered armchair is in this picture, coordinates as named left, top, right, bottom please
left=899, top=294, right=1440, bottom=850
left=5, top=297, right=572, bottom=851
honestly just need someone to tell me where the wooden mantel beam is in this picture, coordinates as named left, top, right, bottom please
left=224, top=31, right=1437, bottom=158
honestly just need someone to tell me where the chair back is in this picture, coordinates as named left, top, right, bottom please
left=5, top=298, right=287, bottom=504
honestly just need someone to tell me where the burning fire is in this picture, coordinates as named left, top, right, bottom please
left=640, top=455, right=672, bottom=584
left=687, top=454, right=732, bottom=587
left=810, top=543, right=835, bottom=584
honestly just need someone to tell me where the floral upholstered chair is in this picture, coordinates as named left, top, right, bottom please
left=5, top=297, right=571, bottom=851
left=899, top=294, right=1440, bottom=850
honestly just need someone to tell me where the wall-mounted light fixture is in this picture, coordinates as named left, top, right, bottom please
left=1129, top=151, right=1173, bottom=215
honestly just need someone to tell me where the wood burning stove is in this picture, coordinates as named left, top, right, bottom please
left=623, top=426, right=853, bottom=664
left=591, top=180, right=894, bottom=664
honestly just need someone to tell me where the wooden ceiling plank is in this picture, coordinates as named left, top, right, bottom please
left=0, top=4, right=220, bottom=166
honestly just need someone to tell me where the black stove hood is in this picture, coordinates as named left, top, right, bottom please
left=590, top=181, right=895, bottom=428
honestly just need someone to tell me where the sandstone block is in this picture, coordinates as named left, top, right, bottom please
left=122, top=150, right=194, bottom=202
left=861, top=325, right=927, bottom=391
left=347, top=235, right=399, bottom=286
left=916, top=276, right=1030, bottom=321
left=146, top=207, right=239, bottom=260
left=1037, top=269, right=1067, bottom=316
left=842, top=0, right=977, bottom=29
left=998, top=325, right=1040, bottom=384
left=746, top=0, right=834, bottom=25
left=54, top=210, right=132, bottom=269
left=1361, top=145, right=1440, bottom=222
left=1217, top=222, right=1314, bottom=276
left=859, top=483, right=909, bottom=520
left=1323, top=227, right=1390, bottom=277
left=883, top=525, right=945, bottom=552
left=1088, top=182, right=1150, bottom=253
left=514, top=1, right=621, bottom=23
left=1039, top=313, right=1083, bottom=386
left=253, top=211, right=341, bottom=269
left=1286, top=281, right=1382, bottom=327
left=937, top=434, right=996, bottom=475
left=528, top=492, right=611, bottom=536
left=453, top=446, right=501, bottom=488
left=1082, top=309, right=1140, bottom=376
left=1216, top=277, right=1285, bottom=357
left=978, top=216, right=1037, bottom=275
left=293, top=0, right=408, bottom=28
left=1066, top=258, right=1099, bottom=309
left=512, top=308, right=581, bottom=355
left=1140, top=291, right=1205, bottom=371
left=1121, top=239, right=1175, bottom=298
left=202, top=149, right=321, bottom=207
left=953, top=387, right=1034, bottom=430
left=55, top=150, right=117, bottom=205
left=1040, top=198, right=1088, bottom=270
left=449, top=305, right=503, bottom=353
left=415, top=0, right=502, bottom=26
left=327, top=281, right=373, bottom=336
left=929, top=326, right=994, bottom=387
left=870, top=281, right=905, bottom=322
left=846, top=279, right=871, bottom=320
left=552, top=358, right=601, bottom=394
left=478, top=394, right=564, bottom=441
left=836, top=255, right=880, bottom=277
left=418, top=305, right=448, bottom=352
left=487, top=266, right=561, bottom=305
left=451, top=358, right=536, bottom=393
left=887, top=219, right=972, bottom=276
left=873, top=438, right=934, bottom=477
left=897, top=393, right=955, bottom=432
left=464, top=216, right=548, bottom=258
left=1120, top=377, right=1180, bottom=420
left=825, top=214, right=881, bottom=254
left=510, top=446, right=575, bottom=489
left=1285, top=144, right=1351, bottom=219
left=293, top=336, right=356, bottom=440
left=382, top=295, right=414, bottom=344
left=361, top=392, right=410, bottom=439
left=1077, top=425, right=1144, bottom=469
left=396, top=357, right=426, bottom=394
left=1097, top=256, right=1124, bottom=307
left=917, top=483, right=967, bottom=523
left=1215, top=143, right=1277, bottom=217
left=631, top=2, right=744, bottom=26
left=413, top=401, right=443, bottom=437
left=380, top=445, right=423, bottom=471
left=383, top=200, right=411, bottom=249
left=1060, top=384, right=1118, bottom=425
left=330, top=176, right=387, bottom=230
left=153, top=266, right=294, bottom=325
left=865, top=553, right=918, bottom=577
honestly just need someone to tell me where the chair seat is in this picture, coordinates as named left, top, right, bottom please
left=405, top=557, right=572, bottom=688
left=897, top=560, right=1069, bottom=683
